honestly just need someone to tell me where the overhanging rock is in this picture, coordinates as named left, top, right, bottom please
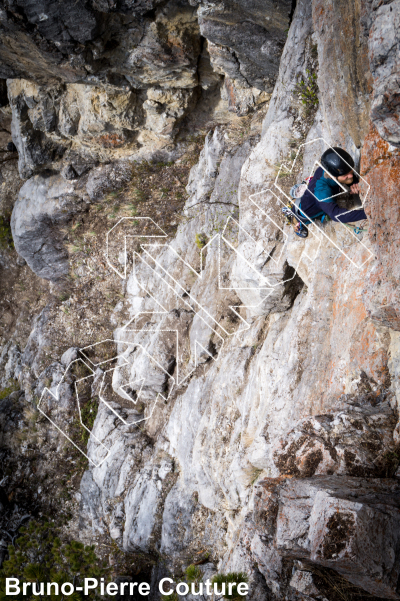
left=254, top=475, right=400, bottom=599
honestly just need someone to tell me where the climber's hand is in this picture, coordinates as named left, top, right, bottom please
left=350, top=183, right=360, bottom=194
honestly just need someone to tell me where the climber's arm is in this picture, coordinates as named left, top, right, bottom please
left=314, top=174, right=366, bottom=222
left=318, top=201, right=367, bottom=223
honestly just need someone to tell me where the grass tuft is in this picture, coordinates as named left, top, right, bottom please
left=295, top=68, right=319, bottom=112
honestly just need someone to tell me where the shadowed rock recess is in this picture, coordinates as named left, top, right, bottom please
left=1, top=0, right=400, bottom=599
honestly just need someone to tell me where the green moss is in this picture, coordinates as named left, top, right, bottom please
left=79, top=397, right=99, bottom=444
left=0, top=380, right=20, bottom=400
left=0, top=519, right=111, bottom=601
left=186, top=564, right=203, bottom=582
left=156, top=161, right=174, bottom=168
left=195, top=233, right=209, bottom=249
left=295, top=68, right=319, bottom=112
left=0, top=216, right=14, bottom=250
left=311, top=43, right=318, bottom=58
left=211, top=572, right=249, bottom=600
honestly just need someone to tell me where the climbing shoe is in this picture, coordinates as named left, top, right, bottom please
left=293, top=221, right=308, bottom=238
left=282, top=205, right=308, bottom=238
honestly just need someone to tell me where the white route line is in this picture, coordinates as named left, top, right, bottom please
left=38, top=340, right=175, bottom=466
left=271, top=137, right=374, bottom=269
left=106, top=216, right=168, bottom=279
left=37, top=137, right=376, bottom=463
left=38, top=359, right=110, bottom=468
left=248, top=188, right=323, bottom=267
left=135, top=248, right=229, bottom=341
left=218, top=220, right=284, bottom=289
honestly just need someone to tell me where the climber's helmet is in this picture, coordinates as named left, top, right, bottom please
left=320, top=147, right=355, bottom=178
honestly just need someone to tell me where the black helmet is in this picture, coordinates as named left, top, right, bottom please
left=320, top=147, right=354, bottom=177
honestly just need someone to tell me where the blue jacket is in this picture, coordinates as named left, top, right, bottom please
left=299, top=167, right=367, bottom=223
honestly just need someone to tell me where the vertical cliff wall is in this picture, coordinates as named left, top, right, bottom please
left=1, top=0, right=400, bottom=599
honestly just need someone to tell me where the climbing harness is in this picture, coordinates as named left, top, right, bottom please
left=282, top=179, right=326, bottom=238
left=282, top=203, right=308, bottom=238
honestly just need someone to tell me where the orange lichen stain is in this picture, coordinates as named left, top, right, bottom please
left=224, top=79, right=237, bottom=111
left=331, top=255, right=368, bottom=326
left=312, top=0, right=327, bottom=25
left=322, top=250, right=383, bottom=399
left=349, top=321, right=388, bottom=384
left=361, top=122, right=400, bottom=176
left=98, top=133, right=126, bottom=148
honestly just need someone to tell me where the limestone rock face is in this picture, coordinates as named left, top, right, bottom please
left=3, top=0, right=400, bottom=598
left=0, top=0, right=290, bottom=89
left=70, top=0, right=400, bottom=594
left=198, top=0, right=292, bottom=91
left=0, top=0, right=195, bottom=85
left=254, top=476, right=400, bottom=599
left=1, top=0, right=293, bottom=180
left=273, top=401, right=398, bottom=478
left=8, top=80, right=67, bottom=179
left=368, top=0, right=400, bottom=147
left=6, top=72, right=200, bottom=178
left=11, top=173, right=88, bottom=280
left=360, top=124, right=400, bottom=332
left=9, top=160, right=131, bottom=280
left=121, top=0, right=201, bottom=90
left=311, top=0, right=372, bottom=150
left=143, top=88, right=198, bottom=138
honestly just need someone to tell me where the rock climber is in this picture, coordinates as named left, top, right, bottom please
left=289, top=147, right=367, bottom=237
